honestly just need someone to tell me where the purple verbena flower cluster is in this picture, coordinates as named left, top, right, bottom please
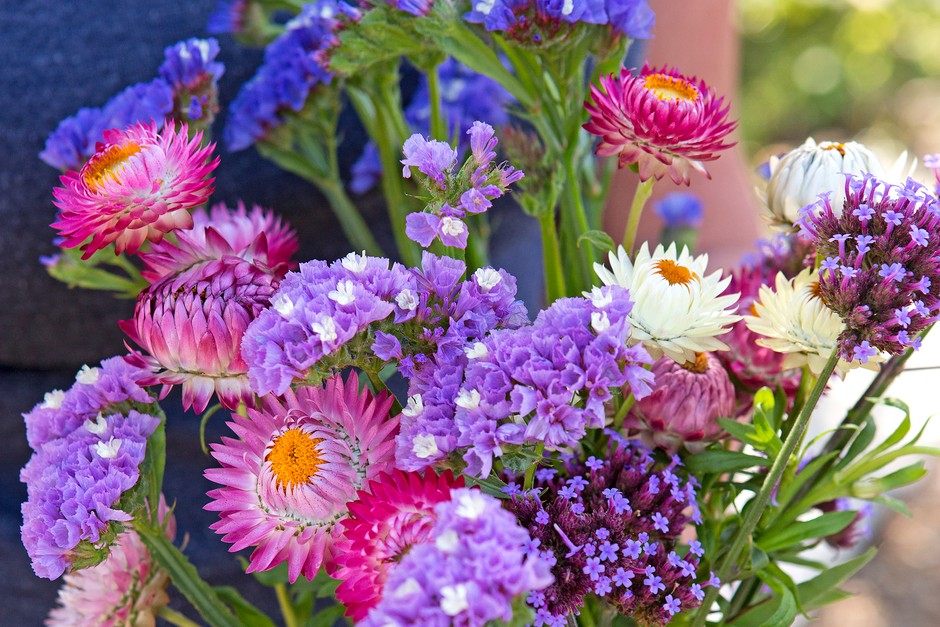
left=508, top=443, right=712, bottom=625
left=798, top=173, right=940, bottom=360
left=397, top=285, right=653, bottom=477
left=20, top=358, right=160, bottom=580
left=403, top=121, right=524, bottom=249
left=224, top=0, right=359, bottom=151
left=362, top=488, right=553, bottom=626
left=40, top=38, right=223, bottom=170
left=465, top=0, right=654, bottom=43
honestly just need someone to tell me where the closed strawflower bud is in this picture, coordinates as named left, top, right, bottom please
left=765, top=138, right=884, bottom=228
left=626, top=352, right=735, bottom=452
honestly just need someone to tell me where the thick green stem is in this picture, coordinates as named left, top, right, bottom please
left=318, top=179, right=384, bottom=256
left=539, top=211, right=567, bottom=303
left=782, top=366, right=815, bottom=441
left=427, top=64, right=447, bottom=141
left=157, top=607, right=202, bottom=627
left=275, top=583, right=299, bottom=627
left=564, top=151, right=595, bottom=288
left=622, top=178, right=655, bottom=253
left=691, top=350, right=840, bottom=627
left=612, top=392, right=635, bottom=431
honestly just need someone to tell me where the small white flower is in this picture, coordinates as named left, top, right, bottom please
left=455, top=490, right=488, bottom=520
left=402, top=394, right=424, bottom=417
left=94, top=437, right=122, bottom=459
left=75, top=365, right=100, bottom=385
left=594, top=243, right=740, bottom=364
left=464, top=342, right=489, bottom=359
left=311, top=316, right=338, bottom=344
left=341, top=251, right=368, bottom=273
left=393, top=577, right=422, bottom=599
left=440, top=584, right=470, bottom=616
left=272, top=293, right=294, bottom=317
left=328, top=280, right=356, bottom=305
left=591, top=311, right=611, bottom=333
left=473, top=267, right=502, bottom=292
left=395, top=289, right=418, bottom=311
left=84, top=412, right=108, bottom=435
left=412, top=434, right=439, bottom=459
left=41, top=389, right=65, bottom=409
left=440, top=217, right=466, bottom=238
left=561, top=0, right=574, bottom=15
left=587, top=286, right=612, bottom=309
left=455, top=388, right=481, bottom=410
left=435, top=529, right=460, bottom=553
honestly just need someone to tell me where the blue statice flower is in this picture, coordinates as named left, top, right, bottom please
left=508, top=442, right=707, bottom=624
left=159, top=38, right=225, bottom=91
left=19, top=357, right=160, bottom=580
left=654, top=192, right=703, bottom=229
left=362, top=489, right=553, bottom=626
left=224, top=0, right=359, bottom=150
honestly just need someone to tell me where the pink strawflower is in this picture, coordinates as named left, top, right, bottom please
left=46, top=497, right=175, bottom=627
left=204, top=373, right=399, bottom=582
left=329, top=470, right=464, bottom=621
left=584, top=65, right=736, bottom=184
left=139, top=201, right=298, bottom=283
left=51, top=120, right=218, bottom=259
left=626, top=352, right=735, bottom=452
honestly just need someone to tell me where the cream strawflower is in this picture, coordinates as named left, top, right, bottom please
left=593, top=243, right=740, bottom=364
left=744, top=268, right=881, bottom=377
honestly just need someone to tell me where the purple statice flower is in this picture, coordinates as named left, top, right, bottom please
left=465, top=0, right=653, bottom=43
left=158, top=38, right=225, bottom=127
left=362, top=489, right=552, bottom=626
left=401, top=135, right=459, bottom=186
left=798, top=173, right=940, bottom=360
left=654, top=192, right=703, bottom=229
left=20, top=358, right=161, bottom=580
left=224, top=0, right=359, bottom=151
left=508, top=442, right=708, bottom=624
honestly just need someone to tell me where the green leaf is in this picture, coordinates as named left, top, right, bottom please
left=796, top=547, right=877, bottom=609
left=331, top=6, right=427, bottom=75
left=577, top=229, right=616, bottom=254
left=730, top=572, right=798, bottom=627
left=835, top=416, right=876, bottom=470
left=465, top=473, right=511, bottom=499
left=716, top=418, right=759, bottom=443
left=685, top=450, right=769, bottom=474
left=306, top=604, right=346, bottom=627
left=852, top=461, right=928, bottom=498
left=214, top=586, right=277, bottom=627
left=756, top=511, right=856, bottom=553
left=870, top=493, right=912, bottom=517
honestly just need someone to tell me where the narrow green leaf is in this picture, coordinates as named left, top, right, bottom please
left=685, top=450, right=769, bottom=474
left=796, top=547, right=877, bottom=609
left=576, top=229, right=616, bottom=254
left=757, top=511, right=856, bottom=553
left=716, top=418, right=759, bottom=443
left=852, top=461, right=927, bottom=498
left=214, top=586, right=276, bottom=627
left=731, top=573, right=797, bottom=627
left=835, top=416, right=876, bottom=470
left=870, top=493, right=912, bottom=517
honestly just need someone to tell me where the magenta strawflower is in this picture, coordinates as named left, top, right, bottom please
left=204, top=373, right=399, bottom=582
left=51, top=120, right=218, bottom=259
left=584, top=65, right=736, bottom=184
left=626, top=352, right=735, bottom=452
left=329, top=470, right=464, bottom=621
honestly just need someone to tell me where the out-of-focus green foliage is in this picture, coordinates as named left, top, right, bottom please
left=739, top=0, right=940, bottom=154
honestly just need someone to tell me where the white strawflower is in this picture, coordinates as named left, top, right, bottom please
left=593, top=243, right=740, bottom=364
left=764, top=138, right=884, bottom=228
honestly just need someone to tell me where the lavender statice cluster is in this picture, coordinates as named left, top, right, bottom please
left=20, top=358, right=161, bottom=580
left=362, top=489, right=553, bottom=626
left=40, top=38, right=224, bottom=170
left=403, top=121, right=524, bottom=249
left=224, top=0, right=359, bottom=151
left=397, top=285, right=653, bottom=477
left=350, top=58, right=513, bottom=194
left=798, top=173, right=940, bottom=361
left=509, top=442, right=714, bottom=626
left=464, top=0, right=655, bottom=43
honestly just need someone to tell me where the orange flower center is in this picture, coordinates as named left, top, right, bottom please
left=266, top=427, right=324, bottom=490
left=82, top=141, right=141, bottom=191
left=681, top=352, right=711, bottom=374
left=654, top=259, right=697, bottom=286
left=643, top=74, right=699, bottom=102
left=822, top=142, right=846, bottom=156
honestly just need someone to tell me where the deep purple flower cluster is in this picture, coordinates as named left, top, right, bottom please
left=20, top=358, right=160, bottom=580
left=40, top=38, right=223, bottom=170
left=362, top=488, right=553, bottom=626
left=798, top=174, right=940, bottom=360
left=509, top=443, right=712, bottom=625
left=464, top=0, right=654, bottom=43
left=350, top=58, right=513, bottom=194
left=398, top=285, right=653, bottom=477
left=403, top=121, right=524, bottom=249
left=224, top=0, right=359, bottom=151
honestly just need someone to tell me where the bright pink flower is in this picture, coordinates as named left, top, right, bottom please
left=583, top=65, right=735, bottom=184
left=51, top=120, right=218, bottom=259
left=139, top=201, right=298, bottom=283
left=204, top=373, right=399, bottom=583
left=329, top=470, right=464, bottom=621
left=626, top=352, right=735, bottom=452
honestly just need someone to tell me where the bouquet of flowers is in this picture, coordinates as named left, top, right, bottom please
left=22, top=1, right=940, bottom=625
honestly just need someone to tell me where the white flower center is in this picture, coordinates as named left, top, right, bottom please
left=41, top=389, right=65, bottom=409
left=562, top=0, right=574, bottom=15
left=395, top=289, right=418, bottom=311
left=75, top=365, right=100, bottom=385
left=94, top=437, right=122, bottom=459
left=474, top=0, right=496, bottom=15
left=473, top=267, right=502, bottom=291
left=393, top=577, right=422, bottom=599
left=588, top=286, right=612, bottom=309
left=341, top=252, right=368, bottom=273
left=328, top=280, right=356, bottom=305
left=311, top=316, right=338, bottom=343
left=272, top=293, right=294, bottom=317
left=412, top=434, right=439, bottom=459
left=402, top=394, right=424, bottom=417
left=440, top=584, right=470, bottom=616
left=464, top=342, right=489, bottom=359
left=455, top=491, right=488, bottom=520
left=440, top=217, right=466, bottom=237
left=84, top=413, right=108, bottom=435
left=455, top=388, right=481, bottom=410
left=591, top=311, right=611, bottom=333
left=435, top=529, right=460, bottom=553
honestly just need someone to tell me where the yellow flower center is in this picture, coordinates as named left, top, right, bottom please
left=643, top=74, right=699, bottom=102
left=822, top=142, right=846, bottom=156
left=266, top=428, right=324, bottom=490
left=654, top=259, right=697, bottom=286
left=681, top=352, right=711, bottom=374
left=82, top=141, right=141, bottom=191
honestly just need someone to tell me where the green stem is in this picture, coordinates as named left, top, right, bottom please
left=622, top=178, right=655, bottom=253
left=726, top=576, right=760, bottom=621
left=691, top=349, right=840, bottom=627
left=539, top=211, right=567, bottom=303
left=427, top=63, right=447, bottom=141
left=612, top=392, right=635, bottom=431
left=318, top=179, right=384, bottom=256
left=782, top=366, right=815, bottom=442
left=157, top=606, right=202, bottom=627
left=275, top=583, right=299, bottom=627
left=523, top=443, right=545, bottom=491
left=564, top=149, right=595, bottom=288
